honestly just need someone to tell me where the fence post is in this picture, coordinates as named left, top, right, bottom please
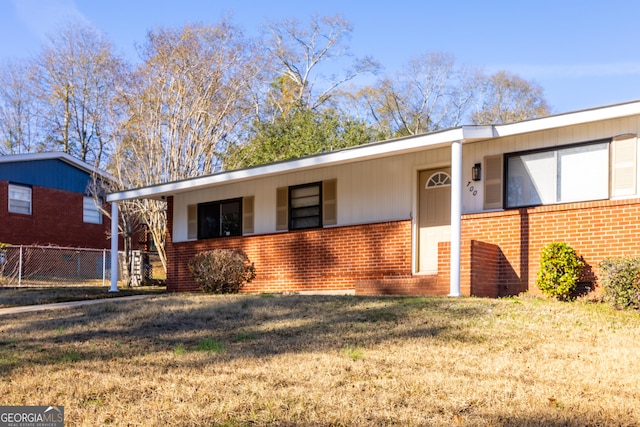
left=18, top=245, right=23, bottom=286
left=102, top=249, right=107, bottom=287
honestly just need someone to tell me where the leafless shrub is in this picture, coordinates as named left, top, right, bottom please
left=188, top=249, right=256, bottom=293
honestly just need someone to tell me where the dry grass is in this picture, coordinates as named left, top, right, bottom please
left=0, top=285, right=165, bottom=308
left=1, top=293, right=639, bottom=426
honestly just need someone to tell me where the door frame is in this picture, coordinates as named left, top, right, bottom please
left=412, top=162, right=451, bottom=274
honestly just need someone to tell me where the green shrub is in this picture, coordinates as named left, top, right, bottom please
left=599, top=257, right=640, bottom=309
left=188, top=249, right=256, bottom=294
left=536, top=242, right=585, bottom=301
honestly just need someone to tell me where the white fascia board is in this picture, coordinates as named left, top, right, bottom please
left=494, top=100, right=640, bottom=137
left=107, top=126, right=495, bottom=202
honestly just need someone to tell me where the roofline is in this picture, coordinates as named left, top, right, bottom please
left=106, top=99, right=640, bottom=203
left=493, top=99, right=640, bottom=136
left=107, top=126, right=494, bottom=202
left=0, top=152, right=115, bottom=182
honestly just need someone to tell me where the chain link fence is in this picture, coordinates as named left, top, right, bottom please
left=0, top=245, right=165, bottom=287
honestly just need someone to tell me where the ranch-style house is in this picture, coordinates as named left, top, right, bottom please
left=106, top=100, right=640, bottom=297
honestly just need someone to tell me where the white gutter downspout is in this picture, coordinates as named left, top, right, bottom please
left=109, top=201, right=119, bottom=292
left=449, top=140, right=462, bottom=296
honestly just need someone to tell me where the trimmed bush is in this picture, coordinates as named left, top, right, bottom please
left=188, top=249, right=256, bottom=294
left=536, top=242, right=585, bottom=301
left=599, top=257, right=640, bottom=309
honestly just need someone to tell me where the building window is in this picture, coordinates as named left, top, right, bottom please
left=289, top=182, right=322, bottom=230
left=8, top=184, right=32, bottom=215
left=505, top=140, right=609, bottom=208
left=83, top=196, right=103, bottom=224
left=197, top=198, right=242, bottom=239
left=426, top=172, right=451, bottom=188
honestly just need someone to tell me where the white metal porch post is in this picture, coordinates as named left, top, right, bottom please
left=449, top=140, right=462, bottom=296
left=109, top=201, right=119, bottom=292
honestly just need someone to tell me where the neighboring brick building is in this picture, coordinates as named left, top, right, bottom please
left=107, top=100, right=640, bottom=297
left=0, top=152, right=115, bottom=249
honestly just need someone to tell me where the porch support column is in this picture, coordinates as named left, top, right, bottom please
left=109, top=201, right=119, bottom=293
left=449, top=140, right=462, bottom=296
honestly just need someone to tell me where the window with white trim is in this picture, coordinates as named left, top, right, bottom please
left=83, top=196, right=103, bottom=224
left=8, top=184, right=32, bottom=215
left=505, top=140, right=610, bottom=208
left=426, top=172, right=451, bottom=187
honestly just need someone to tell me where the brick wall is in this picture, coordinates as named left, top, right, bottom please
left=355, top=241, right=451, bottom=296
left=166, top=196, right=447, bottom=294
left=461, top=198, right=640, bottom=295
left=0, top=181, right=112, bottom=249
left=166, top=197, right=640, bottom=296
left=469, top=240, right=500, bottom=298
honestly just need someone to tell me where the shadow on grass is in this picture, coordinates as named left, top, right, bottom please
left=0, top=294, right=490, bottom=374
left=0, top=285, right=166, bottom=308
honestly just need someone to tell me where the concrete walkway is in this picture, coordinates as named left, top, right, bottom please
left=0, top=294, right=157, bottom=316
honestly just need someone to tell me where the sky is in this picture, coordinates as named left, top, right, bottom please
left=1, top=0, right=640, bottom=116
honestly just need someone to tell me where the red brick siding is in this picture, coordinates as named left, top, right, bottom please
left=469, top=240, right=500, bottom=298
left=0, top=181, right=112, bottom=249
left=166, top=196, right=451, bottom=294
left=166, top=196, right=640, bottom=296
left=461, top=198, right=640, bottom=294
left=356, top=242, right=451, bottom=296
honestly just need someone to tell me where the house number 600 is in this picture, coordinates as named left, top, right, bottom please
left=466, top=181, right=478, bottom=196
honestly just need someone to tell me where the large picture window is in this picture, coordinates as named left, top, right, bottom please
left=8, top=184, right=32, bottom=215
left=289, top=182, right=322, bottom=230
left=197, top=198, right=242, bottom=239
left=505, top=141, right=609, bottom=208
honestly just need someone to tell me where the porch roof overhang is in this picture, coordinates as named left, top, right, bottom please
left=106, top=125, right=495, bottom=202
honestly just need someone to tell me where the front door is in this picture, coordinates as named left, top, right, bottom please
left=418, top=168, right=451, bottom=273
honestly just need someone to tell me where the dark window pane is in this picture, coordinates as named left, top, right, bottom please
left=289, top=183, right=322, bottom=230
left=197, top=198, right=242, bottom=239
left=221, top=200, right=242, bottom=236
left=291, top=206, right=320, bottom=219
left=198, top=202, right=220, bottom=239
left=291, top=216, right=321, bottom=229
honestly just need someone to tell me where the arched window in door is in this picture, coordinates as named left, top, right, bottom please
left=425, top=171, right=451, bottom=189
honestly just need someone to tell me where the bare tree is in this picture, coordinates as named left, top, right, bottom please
left=0, top=59, right=42, bottom=154
left=472, top=70, right=551, bottom=125
left=263, top=14, right=380, bottom=116
left=357, top=53, right=482, bottom=137
left=112, top=21, right=265, bottom=272
left=32, top=23, right=124, bottom=168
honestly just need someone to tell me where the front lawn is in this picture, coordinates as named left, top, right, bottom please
left=1, top=294, right=639, bottom=426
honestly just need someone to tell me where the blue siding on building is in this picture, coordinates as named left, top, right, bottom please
left=0, top=159, right=93, bottom=193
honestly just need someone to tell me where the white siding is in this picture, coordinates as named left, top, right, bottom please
left=173, top=146, right=450, bottom=242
